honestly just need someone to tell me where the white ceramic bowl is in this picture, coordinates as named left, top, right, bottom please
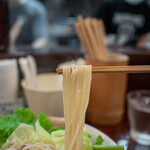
left=85, top=124, right=116, bottom=145
left=22, top=73, right=64, bottom=117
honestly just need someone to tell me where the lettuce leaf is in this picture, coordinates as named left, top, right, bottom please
left=33, top=113, right=54, bottom=133
left=95, top=135, right=104, bottom=145
left=51, top=130, right=93, bottom=150
left=3, top=120, right=55, bottom=149
left=0, top=107, right=61, bottom=148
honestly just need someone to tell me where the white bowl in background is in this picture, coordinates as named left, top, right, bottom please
left=21, top=73, right=64, bottom=117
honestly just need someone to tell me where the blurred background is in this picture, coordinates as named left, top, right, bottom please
left=0, top=0, right=150, bottom=108
left=1, top=0, right=149, bottom=51
left=0, top=0, right=150, bottom=112
left=0, top=0, right=150, bottom=149
left=0, top=0, right=149, bottom=87
left=1, top=0, right=102, bottom=51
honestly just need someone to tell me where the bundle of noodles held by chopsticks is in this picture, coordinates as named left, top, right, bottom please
left=63, top=65, right=92, bottom=150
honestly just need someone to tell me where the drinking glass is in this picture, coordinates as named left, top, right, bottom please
left=127, top=90, right=150, bottom=145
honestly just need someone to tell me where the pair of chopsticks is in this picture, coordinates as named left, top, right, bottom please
left=56, top=65, right=150, bottom=74
left=75, top=16, right=108, bottom=60
left=19, top=55, right=41, bottom=89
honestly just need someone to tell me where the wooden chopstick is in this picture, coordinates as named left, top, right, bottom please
left=97, top=19, right=107, bottom=54
left=78, top=17, right=95, bottom=58
left=91, top=18, right=108, bottom=59
left=56, top=65, right=150, bottom=74
left=79, top=17, right=98, bottom=58
left=84, top=18, right=100, bottom=59
left=75, top=18, right=95, bottom=58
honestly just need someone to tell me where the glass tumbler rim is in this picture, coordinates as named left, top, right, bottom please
left=127, top=89, right=150, bottom=109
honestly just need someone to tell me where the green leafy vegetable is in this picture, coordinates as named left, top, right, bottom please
left=0, top=107, right=61, bottom=148
left=0, top=107, right=124, bottom=150
left=95, top=135, right=104, bottom=145
left=11, top=107, right=35, bottom=123
left=33, top=113, right=54, bottom=133
left=93, top=145, right=124, bottom=150
left=51, top=126, right=63, bottom=132
left=51, top=130, right=93, bottom=150
left=93, top=135, right=124, bottom=150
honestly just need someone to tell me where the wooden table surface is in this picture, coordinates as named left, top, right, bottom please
left=86, top=111, right=150, bottom=150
